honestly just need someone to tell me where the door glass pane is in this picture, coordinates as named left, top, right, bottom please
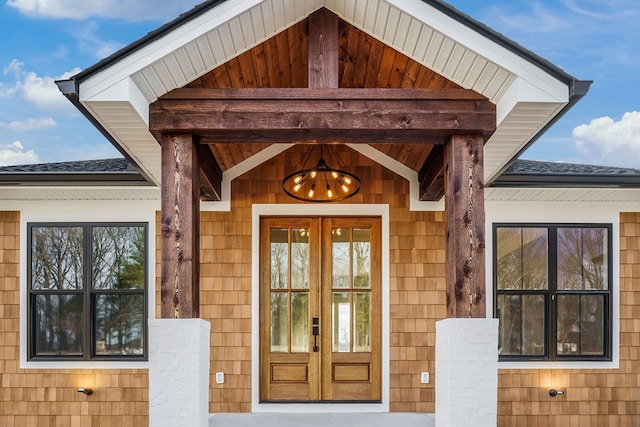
left=497, top=294, right=545, bottom=356
left=353, top=229, right=371, bottom=289
left=270, top=292, right=288, bottom=352
left=291, top=228, right=309, bottom=289
left=270, top=229, right=288, bottom=289
left=95, top=294, right=144, bottom=356
left=496, top=227, right=547, bottom=290
left=557, top=294, right=604, bottom=356
left=332, top=292, right=351, bottom=352
left=31, top=226, right=84, bottom=290
left=291, top=293, right=309, bottom=352
left=558, top=227, right=608, bottom=290
left=332, top=228, right=350, bottom=288
left=92, top=226, right=146, bottom=290
left=353, top=292, right=370, bottom=352
left=33, top=294, right=83, bottom=356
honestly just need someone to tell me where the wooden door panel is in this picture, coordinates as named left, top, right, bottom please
left=260, top=218, right=319, bottom=401
left=260, top=216, right=380, bottom=402
left=321, top=217, right=381, bottom=402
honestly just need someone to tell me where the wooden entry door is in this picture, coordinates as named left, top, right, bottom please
left=260, top=217, right=381, bottom=402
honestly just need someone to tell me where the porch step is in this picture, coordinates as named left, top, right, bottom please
left=209, top=412, right=435, bottom=427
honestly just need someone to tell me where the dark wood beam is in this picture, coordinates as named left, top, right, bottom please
left=444, top=134, right=486, bottom=318
left=308, top=8, right=339, bottom=89
left=160, top=133, right=200, bottom=318
left=149, top=88, right=496, bottom=143
left=418, top=145, right=445, bottom=201
left=197, top=144, right=222, bottom=201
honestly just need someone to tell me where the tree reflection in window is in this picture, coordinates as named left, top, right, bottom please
left=495, top=224, right=611, bottom=361
left=29, top=224, right=146, bottom=360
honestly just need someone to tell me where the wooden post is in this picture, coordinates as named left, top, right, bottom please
left=160, top=133, right=200, bottom=318
left=308, top=8, right=339, bottom=89
left=444, top=134, right=486, bottom=318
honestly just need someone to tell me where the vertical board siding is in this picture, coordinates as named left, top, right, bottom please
left=0, top=211, right=149, bottom=426
left=497, top=212, right=640, bottom=426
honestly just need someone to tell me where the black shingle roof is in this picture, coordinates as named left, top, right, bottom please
left=0, top=158, right=134, bottom=173
left=0, top=158, right=148, bottom=185
left=493, top=159, right=640, bottom=188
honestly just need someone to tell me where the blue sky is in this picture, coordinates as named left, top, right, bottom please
left=0, top=0, right=638, bottom=168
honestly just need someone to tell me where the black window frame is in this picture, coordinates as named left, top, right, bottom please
left=27, top=222, right=148, bottom=362
left=493, top=223, right=613, bottom=362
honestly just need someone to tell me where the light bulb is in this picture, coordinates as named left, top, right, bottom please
left=293, top=175, right=303, bottom=184
left=326, top=184, right=333, bottom=198
left=344, top=176, right=352, bottom=185
left=331, top=171, right=338, bottom=178
left=308, top=184, right=315, bottom=198
left=293, top=183, right=302, bottom=192
left=310, top=171, right=317, bottom=178
left=342, top=184, right=349, bottom=192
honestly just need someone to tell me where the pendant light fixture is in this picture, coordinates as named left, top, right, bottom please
left=282, top=144, right=361, bottom=202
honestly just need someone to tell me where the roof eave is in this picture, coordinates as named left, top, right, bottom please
left=491, top=172, right=640, bottom=189
left=54, top=79, right=156, bottom=185
left=0, top=172, right=151, bottom=186
left=487, top=79, right=592, bottom=185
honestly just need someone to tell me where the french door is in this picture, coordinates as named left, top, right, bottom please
left=259, top=217, right=381, bottom=402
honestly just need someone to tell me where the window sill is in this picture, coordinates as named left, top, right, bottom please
left=498, top=359, right=618, bottom=370
left=21, top=359, right=149, bottom=370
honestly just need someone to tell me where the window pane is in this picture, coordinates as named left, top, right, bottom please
left=291, top=293, right=309, bottom=353
left=332, top=292, right=350, bottom=352
left=497, top=294, right=545, bottom=356
left=496, top=227, right=547, bottom=290
left=353, top=229, right=371, bottom=289
left=92, top=226, right=146, bottom=290
left=270, top=292, right=288, bottom=352
left=95, top=294, right=144, bottom=356
left=291, top=228, right=309, bottom=290
left=353, top=292, right=371, bottom=352
left=332, top=229, right=350, bottom=289
left=558, top=228, right=608, bottom=290
left=33, top=294, right=83, bottom=356
left=31, top=226, right=83, bottom=290
left=270, top=229, right=288, bottom=289
left=557, top=294, right=605, bottom=356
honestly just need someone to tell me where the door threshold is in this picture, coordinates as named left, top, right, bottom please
left=260, top=400, right=382, bottom=404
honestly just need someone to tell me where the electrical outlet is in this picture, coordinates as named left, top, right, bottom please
left=216, top=372, right=224, bottom=384
left=421, top=372, right=429, bottom=384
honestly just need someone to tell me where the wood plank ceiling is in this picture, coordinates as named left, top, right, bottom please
left=185, top=16, right=463, bottom=173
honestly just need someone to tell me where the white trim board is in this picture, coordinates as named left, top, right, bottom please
left=485, top=200, right=627, bottom=370
left=13, top=200, right=158, bottom=370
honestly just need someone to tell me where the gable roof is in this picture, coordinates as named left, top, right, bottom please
left=55, top=0, right=590, bottom=189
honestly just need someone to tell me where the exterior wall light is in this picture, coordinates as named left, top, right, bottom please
left=77, top=388, right=94, bottom=396
left=548, top=389, right=565, bottom=397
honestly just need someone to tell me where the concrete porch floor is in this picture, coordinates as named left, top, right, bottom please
left=209, top=413, right=435, bottom=427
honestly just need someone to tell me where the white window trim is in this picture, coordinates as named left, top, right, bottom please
left=251, top=204, right=390, bottom=413
left=13, top=200, right=157, bottom=369
left=486, top=200, right=621, bottom=370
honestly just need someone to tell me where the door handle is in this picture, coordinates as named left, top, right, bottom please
left=312, top=317, right=319, bottom=352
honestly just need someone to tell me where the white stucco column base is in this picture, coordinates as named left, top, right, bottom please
left=149, top=318, right=211, bottom=427
left=435, top=318, right=499, bottom=427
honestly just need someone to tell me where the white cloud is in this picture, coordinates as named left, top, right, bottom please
left=573, top=111, right=640, bottom=168
left=1, top=60, right=80, bottom=111
left=0, top=141, right=39, bottom=166
left=20, top=67, right=81, bottom=110
left=74, top=21, right=123, bottom=59
left=0, top=117, right=57, bottom=132
left=7, top=0, right=202, bottom=22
